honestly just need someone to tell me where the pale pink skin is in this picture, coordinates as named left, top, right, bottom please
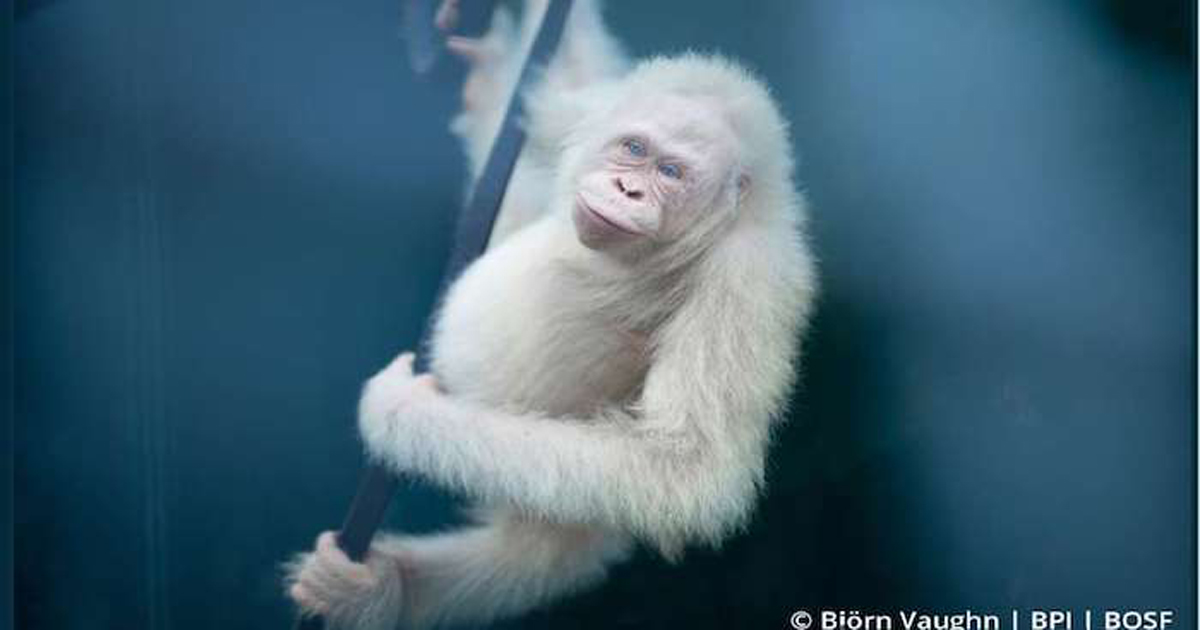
left=569, top=93, right=739, bottom=256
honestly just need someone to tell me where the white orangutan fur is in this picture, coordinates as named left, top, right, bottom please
left=285, top=1, right=817, bottom=628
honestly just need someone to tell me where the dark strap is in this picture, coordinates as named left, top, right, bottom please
left=294, top=1, right=573, bottom=628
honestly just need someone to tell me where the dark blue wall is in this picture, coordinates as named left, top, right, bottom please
left=3, top=5, right=14, bottom=630
left=14, top=1, right=1194, bottom=629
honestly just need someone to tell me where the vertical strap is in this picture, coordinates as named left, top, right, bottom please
left=292, top=2, right=574, bottom=628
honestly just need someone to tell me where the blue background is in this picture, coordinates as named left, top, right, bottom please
left=13, top=1, right=1194, bottom=628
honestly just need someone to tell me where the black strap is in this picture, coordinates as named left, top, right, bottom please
left=294, top=2, right=573, bottom=628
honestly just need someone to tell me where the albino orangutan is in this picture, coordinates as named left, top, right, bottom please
left=285, top=1, right=816, bottom=627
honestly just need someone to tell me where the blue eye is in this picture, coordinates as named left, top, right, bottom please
left=658, top=162, right=683, bottom=180
left=624, top=139, right=647, bottom=157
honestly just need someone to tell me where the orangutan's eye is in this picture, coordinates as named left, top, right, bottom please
left=623, top=139, right=647, bottom=158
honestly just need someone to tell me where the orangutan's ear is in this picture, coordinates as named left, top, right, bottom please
left=737, top=174, right=751, bottom=205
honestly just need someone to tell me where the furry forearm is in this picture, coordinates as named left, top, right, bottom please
left=371, top=517, right=630, bottom=629
left=362, top=394, right=756, bottom=552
